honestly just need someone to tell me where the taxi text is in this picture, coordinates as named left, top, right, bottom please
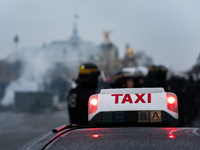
left=111, top=93, right=151, bottom=104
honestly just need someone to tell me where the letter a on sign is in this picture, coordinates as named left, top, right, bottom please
left=152, top=112, right=159, bottom=119
left=122, top=94, right=133, bottom=103
left=150, top=111, right=162, bottom=123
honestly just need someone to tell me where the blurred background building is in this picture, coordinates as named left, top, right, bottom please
left=0, top=21, right=199, bottom=112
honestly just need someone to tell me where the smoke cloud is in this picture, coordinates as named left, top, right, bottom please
left=1, top=57, right=51, bottom=106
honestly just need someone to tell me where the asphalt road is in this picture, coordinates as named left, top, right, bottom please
left=0, top=109, right=69, bottom=150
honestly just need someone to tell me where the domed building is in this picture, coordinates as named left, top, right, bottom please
left=7, top=22, right=100, bottom=66
left=1, top=23, right=102, bottom=105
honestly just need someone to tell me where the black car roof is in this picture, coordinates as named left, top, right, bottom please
left=19, top=127, right=200, bottom=150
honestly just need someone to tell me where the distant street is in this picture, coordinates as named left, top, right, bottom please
left=0, top=108, right=69, bottom=150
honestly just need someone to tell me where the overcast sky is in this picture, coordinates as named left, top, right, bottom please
left=1, top=0, right=200, bottom=72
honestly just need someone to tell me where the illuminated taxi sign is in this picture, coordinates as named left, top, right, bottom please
left=88, top=88, right=179, bottom=126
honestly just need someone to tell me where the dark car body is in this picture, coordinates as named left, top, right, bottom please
left=18, top=126, right=200, bottom=150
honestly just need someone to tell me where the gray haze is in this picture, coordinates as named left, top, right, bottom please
left=1, top=56, right=51, bottom=106
left=1, top=0, right=200, bottom=71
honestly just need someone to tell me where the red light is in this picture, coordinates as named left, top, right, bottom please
left=167, top=96, right=176, bottom=104
left=106, top=77, right=110, bottom=82
left=91, top=134, right=101, bottom=138
left=168, top=134, right=176, bottom=139
left=164, top=128, right=178, bottom=139
left=166, top=93, right=178, bottom=113
left=88, top=94, right=98, bottom=116
left=90, top=98, right=98, bottom=106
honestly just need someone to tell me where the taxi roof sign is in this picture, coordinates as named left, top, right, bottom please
left=88, top=88, right=179, bottom=127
